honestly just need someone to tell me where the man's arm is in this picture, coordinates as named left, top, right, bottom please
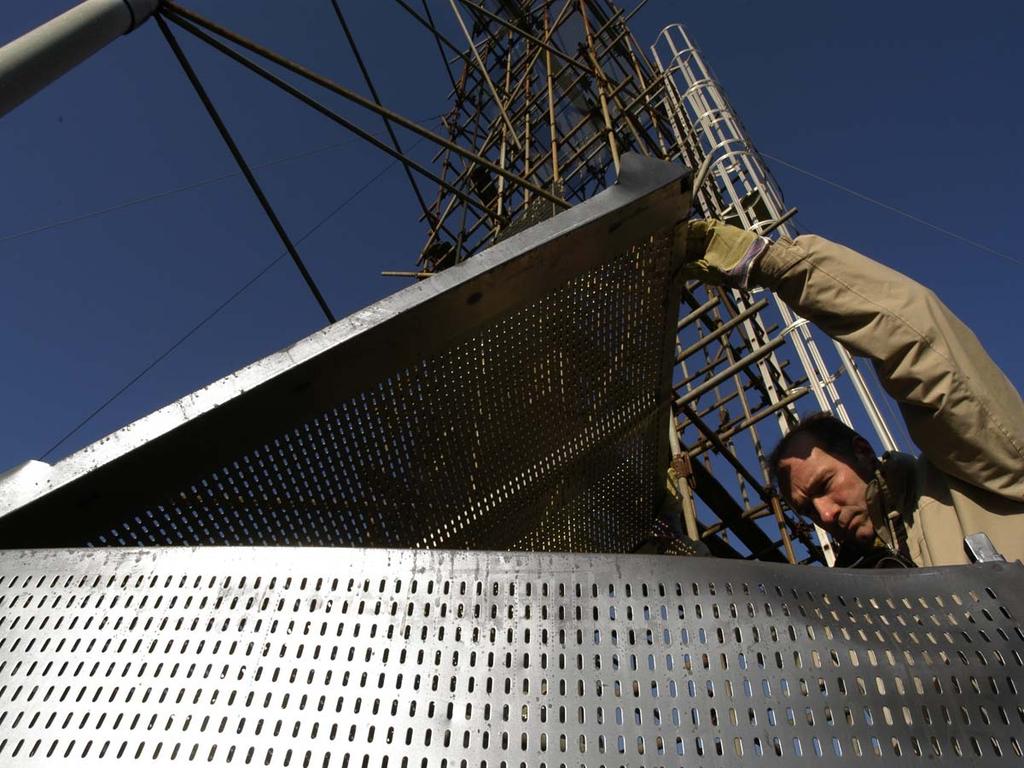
left=754, top=234, right=1024, bottom=500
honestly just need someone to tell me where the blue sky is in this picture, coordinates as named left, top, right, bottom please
left=1, top=0, right=1021, bottom=473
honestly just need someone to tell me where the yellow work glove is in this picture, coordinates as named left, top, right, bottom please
left=676, top=219, right=770, bottom=289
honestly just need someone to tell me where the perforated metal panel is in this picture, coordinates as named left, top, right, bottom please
left=90, top=232, right=673, bottom=553
left=0, top=547, right=1021, bottom=766
left=0, top=155, right=688, bottom=553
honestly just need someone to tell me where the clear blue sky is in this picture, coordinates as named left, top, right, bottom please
left=1, top=0, right=1021, bottom=473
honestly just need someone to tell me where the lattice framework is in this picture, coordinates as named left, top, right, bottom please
left=416, top=0, right=900, bottom=564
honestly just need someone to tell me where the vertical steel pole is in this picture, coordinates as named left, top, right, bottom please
left=543, top=3, right=561, bottom=185
left=579, top=1, right=620, bottom=174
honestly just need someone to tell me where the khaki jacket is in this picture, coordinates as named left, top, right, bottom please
left=756, top=235, right=1024, bottom=566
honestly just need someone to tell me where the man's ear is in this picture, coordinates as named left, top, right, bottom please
left=851, top=436, right=877, bottom=472
left=774, top=467, right=793, bottom=510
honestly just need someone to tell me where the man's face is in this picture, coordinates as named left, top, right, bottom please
left=776, top=433, right=877, bottom=545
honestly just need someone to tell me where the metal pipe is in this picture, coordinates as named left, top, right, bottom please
left=757, top=206, right=798, bottom=236
left=381, top=271, right=434, bottom=279
left=494, top=36, right=513, bottom=226
left=835, top=345, right=900, bottom=452
left=677, top=402, right=767, bottom=502
left=391, top=0, right=468, bottom=69
left=162, top=11, right=498, bottom=226
left=156, top=15, right=336, bottom=324
left=701, top=503, right=770, bottom=537
left=667, top=414, right=699, bottom=541
left=685, top=387, right=809, bottom=454
left=675, top=298, right=768, bottom=362
left=578, top=1, right=619, bottom=174
left=331, top=1, right=433, bottom=230
left=0, top=0, right=159, bottom=117
left=674, top=336, right=785, bottom=406
left=163, top=2, right=567, bottom=210
left=677, top=295, right=719, bottom=330
left=417, top=0, right=458, bottom=91
left=447, top=0, right=521, bottom=149
left=709, top=298, right=798, bottom=565
left=769, top=495, right=797, bottom=564
left=522, top=35, right=532, bottom=205
left=457, top=0, right=590, bottom=76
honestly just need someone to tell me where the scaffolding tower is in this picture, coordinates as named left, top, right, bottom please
left=411, top=1, right=900, bottom=565
left=4, top=6, right=1024, bottom=767
left=0, top=1, right=900, bottom=565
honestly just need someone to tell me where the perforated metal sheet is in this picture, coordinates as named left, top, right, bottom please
left=0, top=548, right=1021, bottom=766
left=90, top=233, right=673, bottom=553
left=0, top=155, right=689, bottom=553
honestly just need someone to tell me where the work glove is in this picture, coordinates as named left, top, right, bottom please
left=676, top=219, right=771, bottom=289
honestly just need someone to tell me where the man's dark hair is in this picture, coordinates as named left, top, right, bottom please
left=768, top=412, right=866, bottom=497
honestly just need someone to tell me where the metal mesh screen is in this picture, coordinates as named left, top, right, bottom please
left=94, top=233, right=674, bottom=551
left=0, top=547, right=1021, bottom=766
left=0, top=154, right=689, bottom=554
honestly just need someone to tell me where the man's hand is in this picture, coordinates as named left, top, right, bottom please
left=675, top=219, right=770, bottom=289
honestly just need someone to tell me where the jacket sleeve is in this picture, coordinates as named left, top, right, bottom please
left=755, top=234, right=1024, bottom=501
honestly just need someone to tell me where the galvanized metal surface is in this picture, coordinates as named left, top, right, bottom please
left=0, top=154, right=688, bottom=554
left=0, top=547, right=1021, bottom=766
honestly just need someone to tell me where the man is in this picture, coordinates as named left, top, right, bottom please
left=680, top=220, right=1024, bottom=567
